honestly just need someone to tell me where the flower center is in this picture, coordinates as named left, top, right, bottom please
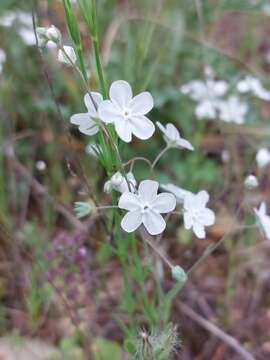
left=141, top=203, right=151, bottom=213
left=123, top=108, right=130, bottom=119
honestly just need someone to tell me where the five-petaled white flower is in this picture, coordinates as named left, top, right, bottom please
left=98, top=80, right=155, bottom=143
left=181, top=78, right=228, bottom=120
left=254, top=202, right=270, bottom=240
left=256, top=148, right=270, bottom=168
left=183, top=190, right=215, bottom=239
left=118, top=180, right=176, bottom=235
left=156, top=122, right=194, bottom=150
left=70, top=92, right=103, bottom=135
left=58, top=45, right=77, bottom=65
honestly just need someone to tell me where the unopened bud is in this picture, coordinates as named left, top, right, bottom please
left=244, top=174, right=258, bottom=189
left=171, top=266, right=187, bottom=286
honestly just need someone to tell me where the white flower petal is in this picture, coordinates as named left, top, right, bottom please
left=129, top=115, right=155, bottom=140
left=156, top=121, right=166, bottom=135
left=177, top=138, right=194, bottom=151
left=196, top=191, right=209, bottom=207
left=121, top=210, right=142, bottom=233
left=166, top=123, right=179, bottom=140
left=70, top=114, right=99, bottom=135
left=200, top=208, right=215, bottom=226
left=183, top=211, right=193, bottom=230
left=118, top=192, right=141, bottom=211
left=193, top=223, right=206, bottom=239
left=115, top=119, right=132, bottom=142
left=138, top=180, right=159, bottom=204
left=152, top=193, right=176, bottom=213
left=143, top=211, right=166, bottom=235
left=109, top=80, right=133, bottom=108
left=161, top=183, right=190, bottom=203
left=130, top=92, right=154, bottom=115
left=84, top=92, right=103, bottom=115
left=98, top=100, right=122, bottom=124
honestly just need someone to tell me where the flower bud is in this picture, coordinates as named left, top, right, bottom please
left=244, top=174, right=258, bottom=189
left=74, top=201, right=92, bottom=218
left=171, top=265, right=187, bottom=286
left=46, top=25, right=61, bottom=43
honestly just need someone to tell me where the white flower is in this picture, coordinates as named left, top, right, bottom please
left=181, top=78, right=228, bottom=120
left=0, top=49, right=6, bottom=73
left=244, top=175, right=258, bottom=189
left=17, top=27, right=36, bottom=46
left=104, top=172, right=136, bottom=194
left=70, top=92, right=102, bottom=135
left=156, top=122, right=194, bottom=150
left=256, top=148, right=270, bottom=168
left=118, top=180, right=176, bottom=235
left=58, top=46, right=77, bottom=65
left=218, top=96, right=247, bottom=124
left=254, top=202, right=270, bottom=240
left=98, top=80, right=155, bottom=142
left=183, top=190, right=215, bottom=239
left=237, top=76, right=270, bottom=101
left=161, top=183, right=191, bottom=203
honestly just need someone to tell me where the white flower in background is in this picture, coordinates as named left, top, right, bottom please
left=244, top=175, right=258, bottom=189
left=237, top=76, right=270, bottom=101
left=37, top=25, right=61, bottom=47
left=17, top=27, right=36, bottom=46
left=0, top=49, right=6, bottom=73
left=35, top=160, right=47, bottom=172
left=183, top=190, right=215, bottom=239
left=58, top=46, right=77, bottom=65
left=118, top=180, right=176, bottom=235
left=0, top=11, right=36, bottom=46
left=70, top=92, right=102, bottom=135
left=181, top=78, right=228, bottom=119
left=156, top=122, right=194, bottom=150
left=104, top=172, right=136, bottom=194
left=218, top=96, right=247, bottom=124
left=161, top=183, right=191, bottom=203
left=256, top=148, right=270, bottom=168
left=98, top=80, right=155, bottom=142
left=254, top=202, right=270, bottom=240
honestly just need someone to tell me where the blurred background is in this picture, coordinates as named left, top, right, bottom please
left=0, top=0, right=270, bottom=359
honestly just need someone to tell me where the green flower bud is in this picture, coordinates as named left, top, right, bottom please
left=74, top=201, right=92, bottom=218
left=171, top=265, right=187, bottom=285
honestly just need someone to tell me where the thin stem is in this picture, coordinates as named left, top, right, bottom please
left=139, top=229, right=173, bottom=269
left=151, top=145, right=170, bottom=169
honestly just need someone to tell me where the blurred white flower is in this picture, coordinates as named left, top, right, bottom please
left=156, top=122, right=194, bottom=150
left=181, top=78, right=228, bottom=120
left=256, top=148, right=270, bottom=168
left=35, top=160, right=47, bottom=172
left=37, top=25, right=61, bottom=47
left=237, top=76, right=270, bottom=101
left=118, top=180, right=176, bottom=235
left=161, top=183, right=191, bottom=203
left=183, top=190, right=215, bottom=239
left=244, top=175, right=258, bottom=189
left=98, top=80, right=155, bottom=142
left=218, top=96, right=247, bottom=124
left=104, top=172, right=136, bottom=194
left=70, top=92, right=103, bottom=135
left=0, top=49, right=6, bottom=73
left=58, top=46, right=77, bottom=65
left=17, top=27, right=36, bottom=46
left=254, top=202, right=270, bottom=240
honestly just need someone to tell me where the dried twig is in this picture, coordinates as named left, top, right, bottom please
left=178, top=302, right=256, bottom=360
